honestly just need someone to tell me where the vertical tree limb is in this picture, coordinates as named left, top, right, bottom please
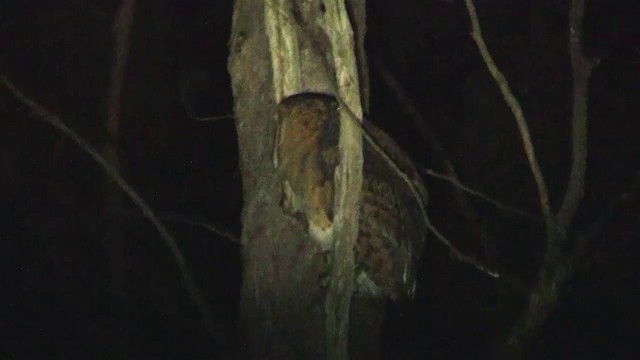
left=318, top=2, right=364, bottom=357
left=557, top=0, right=599, bottom=233
left=463, top=0, right=555, bottom=243
left=103, top=0, right=134, bottom=310
left=463, top=0, right=598, bottom=358
left=103, top=0, right=135, bottom=352
left=230, top=1, right=364, bottom=357
left=0, top=75, right=228, bottom=356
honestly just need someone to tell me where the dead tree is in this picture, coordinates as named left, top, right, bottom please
left=228, top=1, right=427, bottom=358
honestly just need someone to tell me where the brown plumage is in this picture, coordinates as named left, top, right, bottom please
left=355, top=121, right=428, bottom=300
left=276, top=93, right=427, bottom=301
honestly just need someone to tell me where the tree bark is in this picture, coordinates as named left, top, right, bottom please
left=228, top=1, right=365, bottom=358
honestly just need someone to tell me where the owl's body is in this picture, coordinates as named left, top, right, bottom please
left=355, top=121, right=428, bottom=300
left=275, top=94, right=427, bottom=301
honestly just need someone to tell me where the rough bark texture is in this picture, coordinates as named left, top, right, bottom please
left=347, top=0, right=369, bottom=114
left=229, top=1, right=365, bottom=358
left=229, top=2, right=325, bottom=358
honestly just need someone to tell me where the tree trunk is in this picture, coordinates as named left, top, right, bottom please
left=228, top=0, right=366, bottom=358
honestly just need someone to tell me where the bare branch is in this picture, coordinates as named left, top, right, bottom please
left=557, top=0, right=599, bottom=233
left=156, top=213, right=240, bottom=244
left=422, top=168, right=542, bottom=222
left=0, top=75, right=230, bottom=354
left=472, top=0, right=597, bottom=356
left=102, top=0, right=134, bottom=320
left=373, top=53, right=511, bottom=265
left=106, top=0, right=134, bottom=132
left=464, top=0, right=555, bottom=242
left=192, top=114, right=235, bottom=122
left=337, top=97, right=501, bottom=280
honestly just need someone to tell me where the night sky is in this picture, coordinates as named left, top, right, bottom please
left=1, top=0, right=638, bottom=359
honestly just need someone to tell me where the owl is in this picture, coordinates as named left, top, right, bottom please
left=275, top=93, right=427, bottom=301
left=354, top=121, right=428, bottom=301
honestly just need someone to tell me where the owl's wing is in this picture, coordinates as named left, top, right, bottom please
left=354, top=121, right=428, bottom=300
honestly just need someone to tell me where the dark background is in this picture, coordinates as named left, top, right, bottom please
left=1, top=0, right=638, bottom=358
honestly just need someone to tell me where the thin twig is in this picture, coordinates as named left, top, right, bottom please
left=192, top=114, right=235, bottom=122
left=422, top=168, right=542, bottom=222
left=463, top=0, right=597, bottom=356
left=373, top=52, right=515, bottom=275
left=156, top=213, right=240, bottom=244
left=102, top=0, right=133, bottom=312
left=106, top=0, right=133, bottom=133
left=337, top=97, right=501, bottom=279
left=0, top=74, right=230, bottom=353
left=372, top=53, right=488, bottom=228
left=464, top=0, right=555, bottom=242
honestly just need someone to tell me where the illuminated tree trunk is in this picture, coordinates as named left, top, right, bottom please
left=228, top=0, right=367, bottom=358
